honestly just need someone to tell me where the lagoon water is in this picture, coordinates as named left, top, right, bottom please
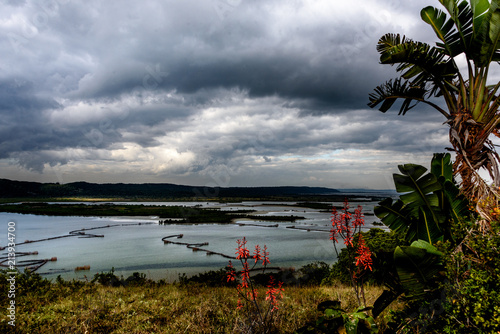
left=0, top=198, right=388, bottom=282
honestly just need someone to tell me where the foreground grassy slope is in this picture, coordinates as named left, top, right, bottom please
left=0, top=279, right=393, bottom=333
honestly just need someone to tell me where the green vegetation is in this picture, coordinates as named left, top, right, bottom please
left=0, top=267, right=394, bottom=334
left=0, top=202, right=304, bottom=224
left=364, top=1, right=500, bottom=330
left=0, top=178, right=341, bottom=201
left=369, top=0, right=500, bottom=219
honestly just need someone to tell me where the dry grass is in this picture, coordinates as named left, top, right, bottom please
left=1, top=281, right=401, bottom=334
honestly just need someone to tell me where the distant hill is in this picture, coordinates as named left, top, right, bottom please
left=0, top=178, right=339, bottom=199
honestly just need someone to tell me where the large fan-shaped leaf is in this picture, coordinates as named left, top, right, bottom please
left=374, top=198, right=411, bottom=235
left=431, top=153, right=453, bottom=182
left=416, top=206, right=444, bottom=243
left=374, top=162, right=445, bottom=244
left=394, top=164, right=441, bottom=216
left=432, top=153, right=455, bottom=216
left=471, top=0, right=500, bottom=66
left=421, top=5, right=462, bottom=56
left=430, top=153, right=471, bottom=241
left=394, top=241, right=443, bottom=299
left=443, top=179, right=473, bottom=223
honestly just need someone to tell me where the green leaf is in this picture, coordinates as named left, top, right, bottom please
left=344, top=317, right=359, bottom=334
left=324, top=308, right=343, bottom=319
left=421, top=6, right=460, bottom=56
left=368, top=78, right=427, bottom=114
left=431, top=153, right=453, bottom=182
left=417, top=206, right=444, bottom=244
left=410, top=239, right=444, bottom=256
left=443, top=180, right=472, bottom=223
left=470, top=0, right=500, bottom=66
left=374, top=198, right=411, bottom=234
left=471, top=0, right=491, bottom=31
left=394, top=244, right=443, bottom=299
left=394, top=164, right=442, bottom=220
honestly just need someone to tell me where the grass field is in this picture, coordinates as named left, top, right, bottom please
left=0, top=275, right=400, bottom=334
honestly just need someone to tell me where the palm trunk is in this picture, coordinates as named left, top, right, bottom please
left=448, top=109, right=500, bottom=227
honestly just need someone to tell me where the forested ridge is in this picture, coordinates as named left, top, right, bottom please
left=0, top=178, right=339, bottom=199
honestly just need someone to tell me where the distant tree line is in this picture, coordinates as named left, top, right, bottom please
left=0, top=178, right=339, bottom=199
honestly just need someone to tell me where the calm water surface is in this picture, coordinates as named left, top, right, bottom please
left=0, top=199, right=387, bottom=282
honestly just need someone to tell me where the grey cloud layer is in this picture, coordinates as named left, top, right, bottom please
left=0, top=0, right=450, bottom=187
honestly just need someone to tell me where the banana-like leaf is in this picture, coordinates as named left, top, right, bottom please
left=431, top=153, right=455, bottom=220
left=394, top=241, right=443, bottom=299
left=430, top=153, right=471, bottom=240
left=374, top=164, right=445, bottom=244
left=473, top=0, right=500, bottom=66
left=376, top=34, right=456, bottom=85
left=443, top=179, right=472, bottom=223
left=421, top=5, right=462, bottom=57
left=410, top=239, right=444, bottom=255
left=471, top=0, right=491, bottom=31
left=394, top=164, right=442, bottom=220
left=372, top=241, right=443, bottom=318
left=431, top=153, right=453, bottom=182
left=370, top=31, right=459, bottom=116
left=416, top=206, right=444, bottom=244
left=374, top=198, right=412, bottom=236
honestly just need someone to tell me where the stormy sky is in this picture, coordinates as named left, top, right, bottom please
left=0, top=0, right=453, bottom=189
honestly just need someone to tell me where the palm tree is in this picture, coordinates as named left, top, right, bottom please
left=368, top=0, right=500, bottom=223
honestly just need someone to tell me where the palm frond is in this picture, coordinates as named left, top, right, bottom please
left=368, top=78, right=427, bottom=115
left=376, top=34, right=459, bottom=97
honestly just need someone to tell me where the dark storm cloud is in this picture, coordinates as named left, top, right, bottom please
left=0, top=0, right=455, bottom=187
left=0, top=79, right=60, bottom=158
left=53, top=0, right=395, bottom=106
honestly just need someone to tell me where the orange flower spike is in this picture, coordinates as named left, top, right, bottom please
left=265, top=275, right=284, bottom=311
left=262, top=245, right=270, bottom=266
left=330, top=206, right=341, bottom=242
left=353, top=205, right=364, bottom=227
left=236, top=237, right=250, bottom=260
left=240, top=261, right=250, bottom=288
left=354, top=234, right=373, bottom=271
left=265, top=275, right=276, bottom=301
left=226, top=260, right=236, bottom=282
left=253, top=244, right=262, bottom=264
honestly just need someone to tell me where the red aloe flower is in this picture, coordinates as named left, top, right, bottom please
left=265, top=275, right=284, bottom=311
left=227, top=260, right=236, bottom=282
left=239, top=261, right=250, bottom=289
left=330, top=200, right=358, bottom=246
left=236, top=237, right=250, bottom=260
left=330, top=207, right=340, bottom=242
left=355, top=234, right=373, bottom=272
left=262, top=245, right=270, bottom=266
left=353, top=205, right=364, bottom=228
left=253, top=245, right=262, bottom=264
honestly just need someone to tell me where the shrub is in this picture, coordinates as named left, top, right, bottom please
left=323, top=228, right=405, bottom=286
left=441, top=219, right=500, bottom=333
